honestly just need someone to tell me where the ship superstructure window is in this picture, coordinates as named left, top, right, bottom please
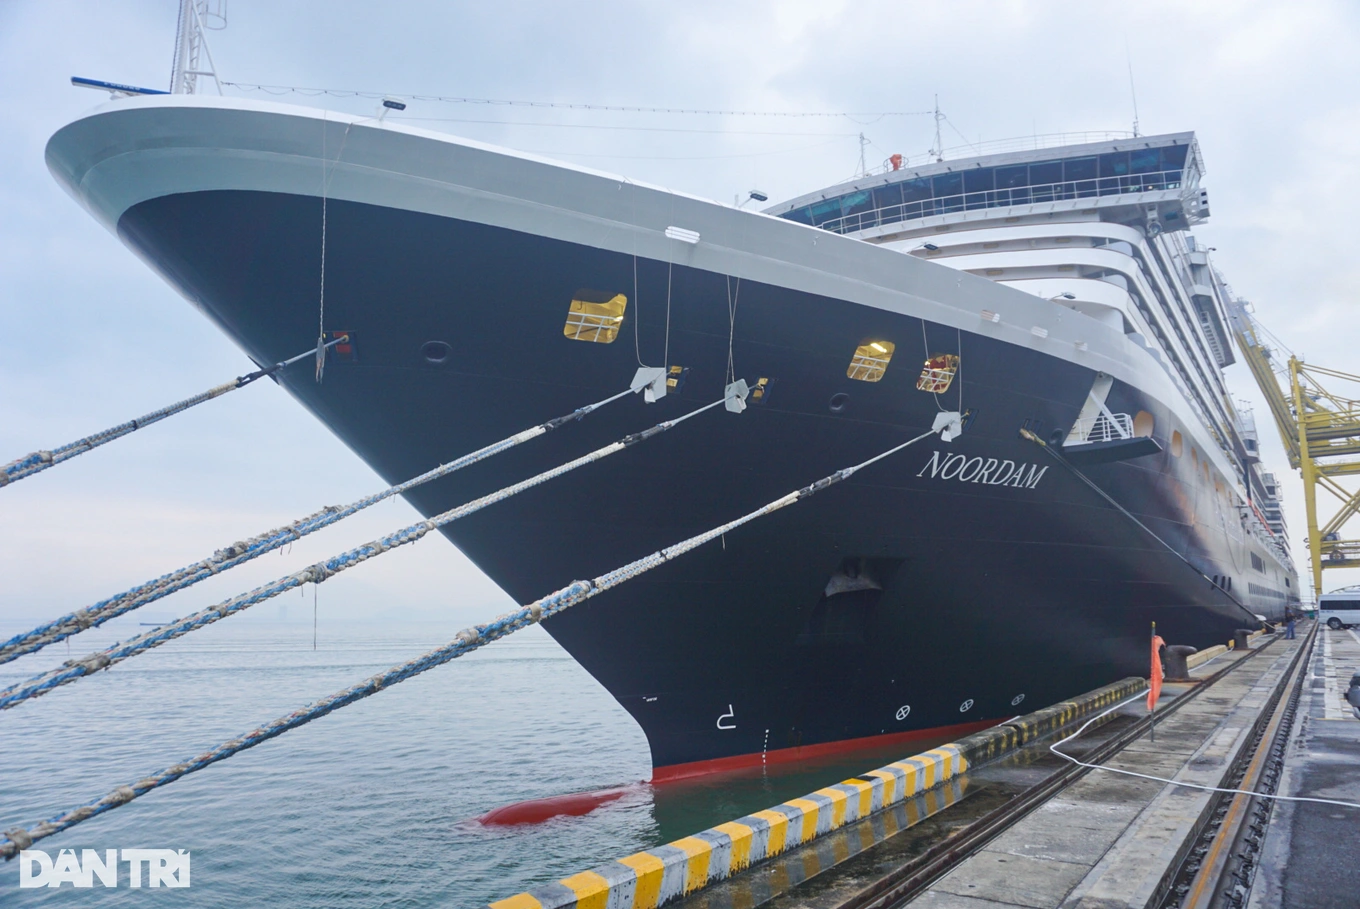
left=781, top=143, right=1192, bottom=233
left=916, top=354, right=959, bottom=393
left=1171, top=431, right=1183, bottom=457
left=563, top=291, right=627, bottom=344
left=847, top=341, right=895, bottom=382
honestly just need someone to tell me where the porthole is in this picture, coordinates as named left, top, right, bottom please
left=829, top=393, right=850, bottom=414
left=1171, top=430, right=1183, bottom=457
left=848, top=340, right=895, bottom=382
left=1134, top=410, right=1155, bottom=438
left=917, top=353, right=959, bottom=393
left=563, top=290, right=627, bottom=344
left=422, top=341, right=451, bottom=363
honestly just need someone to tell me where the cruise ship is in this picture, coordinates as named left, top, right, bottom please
left=45, top=91, right=1297, bottom=779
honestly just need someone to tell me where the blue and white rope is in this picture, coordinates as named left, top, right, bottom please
left=0, top=419, right=948, bottom=859
left=0, top=337, right=349, bottom=489
left=0, top=393, right=733, bottom=711
left=0, top=385, right=636, bottom=666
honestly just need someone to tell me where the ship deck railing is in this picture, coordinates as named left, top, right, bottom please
left=1068, top=412, right=1135, bottom=445
left=890, top=131, right=1139, bottom=170
left=813, top=169, right=1187, bottom=235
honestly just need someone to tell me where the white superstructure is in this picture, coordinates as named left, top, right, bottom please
left=769, top=131, right=1293, bottom=574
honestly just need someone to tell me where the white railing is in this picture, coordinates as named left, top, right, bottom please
left=1069, top=412, right=1134, bottom=444
left=817, top=169, right=1186, bottom=235
left=886, top=132, right=1138, bottom=172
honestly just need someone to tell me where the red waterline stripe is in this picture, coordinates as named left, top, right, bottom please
left=650, top=717, right=998, bottom=783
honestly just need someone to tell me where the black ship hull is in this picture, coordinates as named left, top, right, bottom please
left=112, top=186, right=1275, bottom=777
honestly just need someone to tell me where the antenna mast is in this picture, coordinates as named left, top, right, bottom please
left=170, top=0, right=227, bottom=95
left=929, top=95, right=945, bottom=162
left=1125, top=39, right=1141, bottom=137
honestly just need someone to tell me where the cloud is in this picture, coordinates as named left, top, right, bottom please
left=3, top=0, right=1358, bottom=635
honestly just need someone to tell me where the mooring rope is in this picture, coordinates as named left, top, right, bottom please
left=0, top=413, right=958, bottom=859
left=0, top=337, right=349, bottom=489
left=0, top=382, right=642, bottom=666
left=1050, top=670, right=1360, bottom=811
left=0, top=384, right=750, bottom=711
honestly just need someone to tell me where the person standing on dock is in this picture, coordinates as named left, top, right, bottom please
left=1285, top=607, right=1296, bottom=640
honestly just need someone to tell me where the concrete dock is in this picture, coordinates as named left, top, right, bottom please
left=494, top=625, right=1360, bottom=909
left=906, top=633, right=1307, bottom=909
left=1247, top=624, right=1360, bottom=909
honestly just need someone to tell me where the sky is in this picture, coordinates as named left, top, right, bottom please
left=2, top=0, right=1359, bottom=639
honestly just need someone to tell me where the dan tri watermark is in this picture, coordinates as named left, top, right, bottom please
left=18, top=849, right=190, bottom=888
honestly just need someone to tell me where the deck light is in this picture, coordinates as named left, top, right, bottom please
left=917, top=243, right=940, bottom=251
left=1049, top=292, right=1076, bottom=301
left=664, top=226, right=701, bottom=244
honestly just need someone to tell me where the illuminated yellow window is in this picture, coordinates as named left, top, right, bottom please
left=847, top=341, right=895, bottom=382
left=563, top=291, right=627, bottom=344
left=665, top=365, right=689, bottom=392
left=916, top=353, right=959, bottom=393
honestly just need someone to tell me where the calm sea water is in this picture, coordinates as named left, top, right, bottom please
left=0, top=620, right=945, bottom=907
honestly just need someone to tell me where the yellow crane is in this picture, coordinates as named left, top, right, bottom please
left=1227, top=298, right=1360, bottom=598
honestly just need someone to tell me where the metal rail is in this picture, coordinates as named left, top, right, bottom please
left=832, top=634, right=1288, bottom=909
left=1163, top=625, right=1315, bottom=909
left=814, top=169, right=1188, bottom=235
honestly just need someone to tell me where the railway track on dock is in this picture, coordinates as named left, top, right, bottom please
left=815, top=628, right=1312, bottom=909
left=1157, top=627, right=1314, bottom=909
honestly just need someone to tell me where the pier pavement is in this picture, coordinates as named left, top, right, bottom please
left=1247, top=623, right=1360, bottom=909
left=902, top=632, right=1304, bottom=908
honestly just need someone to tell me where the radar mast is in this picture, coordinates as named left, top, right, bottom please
left=169, top=0, right=227, bottom=94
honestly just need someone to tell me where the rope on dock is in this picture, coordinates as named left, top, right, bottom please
left=1050, top=671, right=1360, bottom=811
left=0, top=337, right=349, bottom=490
left=0, top=413, right=959, bottom=860
left=0, top=382, right=752, bottom=711
left=0, top=381, right=642, bottom=666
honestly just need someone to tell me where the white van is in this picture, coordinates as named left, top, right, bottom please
left=1318, top=592, right=1360, bottom=630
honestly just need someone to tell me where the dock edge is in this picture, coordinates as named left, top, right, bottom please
left=488, top=675, right=1148, bottom=909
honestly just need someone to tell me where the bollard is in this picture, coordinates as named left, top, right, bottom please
left=1233, top=629, right=1254, bottom=651
left=1165, top=644, right=1198, bottom=681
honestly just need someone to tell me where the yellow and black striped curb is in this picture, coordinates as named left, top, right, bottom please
left=997, top=677, right=1146, bottom=749
left=700, top=776, right=970, bottom=908
left=490, top=676, right=1146, bottom=909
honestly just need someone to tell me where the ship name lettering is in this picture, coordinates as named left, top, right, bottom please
left=939, top=454, right=967, bottom=480
left=989, top=459, right=1016, bottom=484
left=916, top=452, right=1048, bottom=489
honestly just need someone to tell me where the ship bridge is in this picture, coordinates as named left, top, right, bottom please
left=768, top=132, right=1206, bottom=238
